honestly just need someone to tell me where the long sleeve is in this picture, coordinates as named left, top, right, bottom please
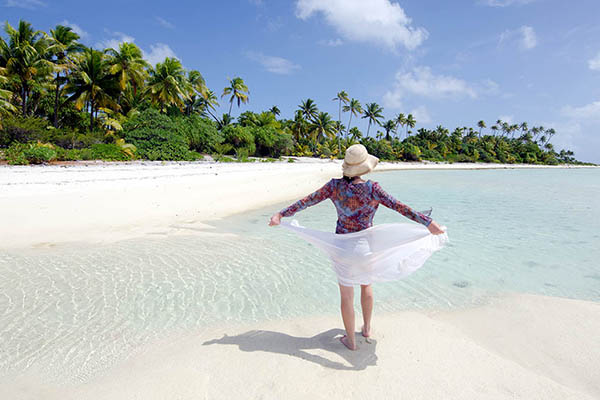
left=372, top=182, right=432, bottom=227
left=280, top=179, right=334, bottom=217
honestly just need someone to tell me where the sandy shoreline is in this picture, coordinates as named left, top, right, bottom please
left=1, top=160, right=599, bottom=399
left=0, top=159, right=596, bottom=249
left=2, top=292, right=598, bottom=399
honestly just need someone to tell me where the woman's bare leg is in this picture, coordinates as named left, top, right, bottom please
left=338, top=283, right=356, bottom=350
left=360, top=284, right=373, bottom=337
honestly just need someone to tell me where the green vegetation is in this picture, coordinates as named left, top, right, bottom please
left=0, top=19, right=592, bottom=166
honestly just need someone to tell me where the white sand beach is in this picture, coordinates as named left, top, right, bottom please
left=1, top=160, right=599, bottom=400
left=0, top=159, right=595, bottom=249
left=3, top=293, right=599, bottom=400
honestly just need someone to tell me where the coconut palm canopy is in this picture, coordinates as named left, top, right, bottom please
left=0, top=18, right=591, bottom=166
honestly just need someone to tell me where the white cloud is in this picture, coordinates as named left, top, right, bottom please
left=383, top=66, right=478, bottom=109
left=319, top=38, right=343, bottom=47
left=60, top=20, right=88, bottom=39
left=295, top=0, right=427, bottom=51
left=499, top=25, right=537, bottom=50
left=96, top=31, right=135, bottom=50
left=561, top=100, right=600, bottom=122
left=3, top=0, right=45, bottom=9
left=247, top=52, right=301, bottom=75
left=479, top=0, right=537, bottom=6
left=482, top=79, right=500, bottom=95
left=519, top=26, right=537, bottom=49
left=588, top=52, right=600, bottom=71
left=410, top=106, right=432, bottom=124
left=155, top=17, right=175, bottom=30
left=144, top=43, right=177, bottom=66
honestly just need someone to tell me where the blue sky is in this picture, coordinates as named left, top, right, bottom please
left=3, top=0, right=600, bottom=162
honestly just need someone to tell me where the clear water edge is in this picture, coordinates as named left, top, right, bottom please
left=1, top=168, right=599, bottom=383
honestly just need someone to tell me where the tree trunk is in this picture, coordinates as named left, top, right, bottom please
left=337, top=101, right=341, bottom=155
left=21, top=85, right=27, bottom=116
left=90, top=101, right=94, bottom=132
left=347, top=113, right=353, bottom=138
left=54, top=72, right=61, bottom=127
left=228, top=100, right=233, bottom=116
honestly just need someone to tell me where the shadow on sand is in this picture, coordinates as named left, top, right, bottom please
left=203, top=328, right=377, bottom=371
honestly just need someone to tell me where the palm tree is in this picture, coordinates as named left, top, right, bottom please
left=291, top=110, right=306, bottom=142
left=477, top=120, right=486, bottom=137
left=184, top=69, right=208, bottom=116
left=106, top=42, right=148, bottom=96
left=362, top=102, right=384, bottom=136
left=145, top=57, right=189, bottom=112
left=218, top=113, right=234, bottom=130
left=382, top=119, right=396, bottom=141
left=543, top=128, right=556, bottom=146
left=510, top=124, right=519, bottom=139
left=0, top=69, right=17, bottom=121
left=308, top=112, right=335, bottom=149
left=520, top=122, right=528, bottom=137
left=501, top=122, right=510, bottom=138
left=195, top=89, right=220, bottom=121
left=343, top=98, right=362, bottom=138
left=222, top=77, right=249, bottom=116
left=298, top=98, right=318, bottom=122
left=269, top=105, right=280, bottom=117
left=491, top=125, right=498, bottom=136
left=0, top=20, right=53, bottom=116
left=405, top=113, right=416, bottom=137
left=65, top=47, right=120, bottom=130
left=332, top=90, right=349, bottom=154
left=49, top=24, right=84, bottom=127
left=394, top=113, right=406, bottom=138
left=348, top=127, right=362, bottom=142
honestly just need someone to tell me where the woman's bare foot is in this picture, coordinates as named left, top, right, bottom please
left=361, top=325, right=371, bottom=338
left=340, top=335, right=356, bottom=350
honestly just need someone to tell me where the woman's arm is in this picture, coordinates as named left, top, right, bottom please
left=268, top=179, right=334, bottom=226
left=372, top=182, right=433, bottom=227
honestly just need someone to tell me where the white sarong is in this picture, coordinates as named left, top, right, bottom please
left=280, top=220, right=449, bottom=286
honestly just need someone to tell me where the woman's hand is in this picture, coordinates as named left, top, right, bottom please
left=427, top=221, right=445, bottom=235
left=269, top=212, right=282, bottom=226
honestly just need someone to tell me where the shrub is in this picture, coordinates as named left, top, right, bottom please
left=214, top=155, right=235, bottom=162
left=222, top=125, right=256, bottom=155
left=455, top=154, right=474, bottom=163
left=374, top=140, right=394, bottom=160
left=52, top=130, right=104, bottom=149
left=23, top=145, right=57, bottom=164
left=235, top=147, right=249, bottom=160
left=524, top=152, right=537, bottom=164
left=123, top=108, right=190, bottom=160
left=0, top=117, right=51, bottom=147
left=91, top=143, right=130, bottom=161
left=6, top=143, right=29, bottom=165
left=173, top=115, right=222, bottom=153
left=187, top=151, right=204, bottom=161
left=252, top=127, right=293, bottom=157
left=421, top=149, right=443, bottom=161
left=400, top=143, right=421, bottom=161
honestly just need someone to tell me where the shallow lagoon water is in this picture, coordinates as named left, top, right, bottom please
left=1, top=168, right=599, bottom=383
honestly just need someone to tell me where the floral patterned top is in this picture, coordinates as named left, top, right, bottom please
left=279, top=178, right=432, bottom=234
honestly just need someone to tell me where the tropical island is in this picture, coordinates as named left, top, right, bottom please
left=0, top=20, right=593, bottom=166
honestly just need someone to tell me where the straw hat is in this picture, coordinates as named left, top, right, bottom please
left=342, top=144, right=379, bottom=177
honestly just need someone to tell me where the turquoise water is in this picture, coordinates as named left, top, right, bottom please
left=1, top=168, right=599, bottom=382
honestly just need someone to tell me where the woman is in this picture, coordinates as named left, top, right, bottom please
left=269, top=144, right=445, bottom=350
